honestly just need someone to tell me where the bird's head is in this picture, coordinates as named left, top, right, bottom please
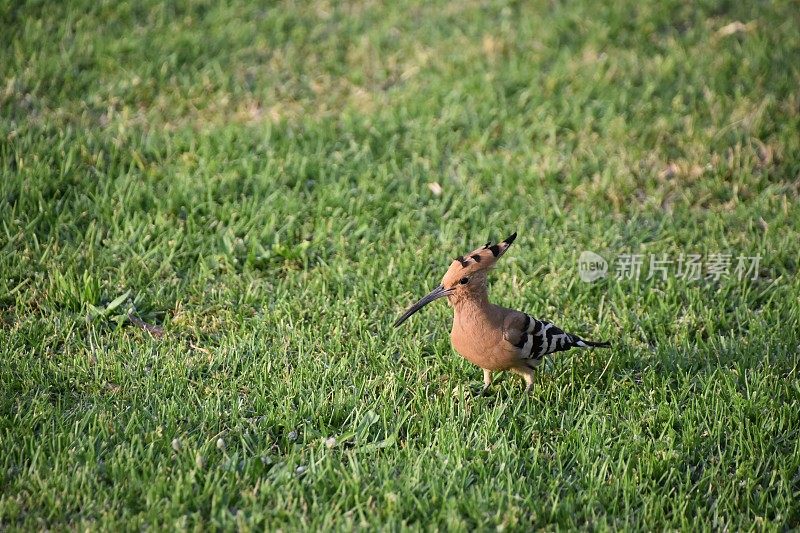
left=393, top=231, right=517, bottom=327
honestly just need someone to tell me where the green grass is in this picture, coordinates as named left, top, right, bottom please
left=2, top=0, right=800, bottom=529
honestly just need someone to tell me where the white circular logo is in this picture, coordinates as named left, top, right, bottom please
left=578, top=251, right=608, bottom=283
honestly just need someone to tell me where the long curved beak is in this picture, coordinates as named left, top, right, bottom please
left=393, top=284, right=452, bottom=327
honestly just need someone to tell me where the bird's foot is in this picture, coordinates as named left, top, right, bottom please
left=468, top=383, right=492, bottom=397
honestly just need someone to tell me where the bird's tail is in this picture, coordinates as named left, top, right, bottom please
left=575, top=338, right=611, bottom=348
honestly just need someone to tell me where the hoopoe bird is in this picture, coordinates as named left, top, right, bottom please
left=394, top=232, right=610, bottom=393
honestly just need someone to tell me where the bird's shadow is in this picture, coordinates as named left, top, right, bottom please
left=459, top=347, right=623, bottom=403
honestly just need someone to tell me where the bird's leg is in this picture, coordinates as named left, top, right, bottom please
left=523, top=372, right=534, bottom=393
left=481, top=368, right=493, bottom=395
left=511, top=367, right=535, bottom=393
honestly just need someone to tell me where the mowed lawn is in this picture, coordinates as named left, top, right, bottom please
left=2, top=0, right=800, bottom=529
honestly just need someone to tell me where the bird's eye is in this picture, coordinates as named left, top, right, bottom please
left=459, top=277, right=470, bottom=285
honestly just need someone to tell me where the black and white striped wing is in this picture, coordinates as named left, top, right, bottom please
left=505, top=314, right=586, bottom=363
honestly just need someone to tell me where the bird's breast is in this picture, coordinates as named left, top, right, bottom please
left=450, top=311, right=512, bottom=370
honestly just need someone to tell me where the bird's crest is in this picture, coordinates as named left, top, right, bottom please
left=447, top=232, right=517, bottom=277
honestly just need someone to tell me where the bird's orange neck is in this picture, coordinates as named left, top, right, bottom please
left=448, top=286, right=489, bottom=313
